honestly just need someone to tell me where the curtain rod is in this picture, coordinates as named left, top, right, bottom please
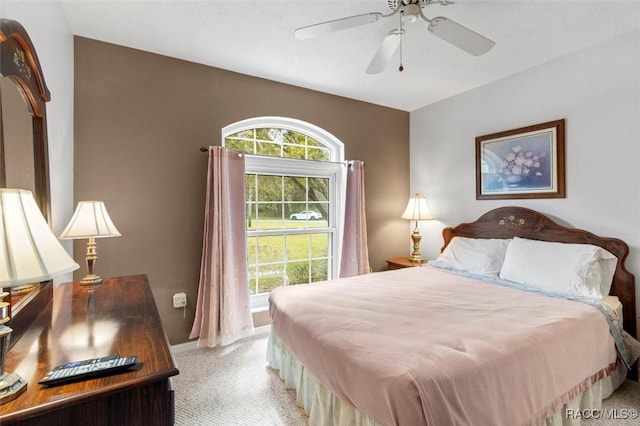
left=199, top=147, right=363, bottom=167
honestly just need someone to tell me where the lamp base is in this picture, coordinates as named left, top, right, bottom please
left=0, top=324, right=26, bottom=404
left=79, top=274, right=103, bottom=286
left=80, top=238, right=103, bottom=286
left=0, top=372, right=27, bottom=404
left=409, top=228, right=423, bottom=263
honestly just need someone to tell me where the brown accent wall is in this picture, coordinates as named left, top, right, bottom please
left=74, top=36, right=410, bottom=344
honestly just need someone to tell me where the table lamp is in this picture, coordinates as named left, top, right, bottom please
left=401, top=192, right=434, bottom=263
left=59, top=201, right=121, bottom=286
left=0, top=189, right=79, bottom=403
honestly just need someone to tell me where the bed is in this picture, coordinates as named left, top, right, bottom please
left=267, top=207, right=639, bottom=426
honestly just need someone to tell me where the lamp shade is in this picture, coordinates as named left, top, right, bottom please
left=59, top=201, right=121, bottom=240
left=401, top=193, right=434, bottom=221
left=0, top=189, right=79, bottom=286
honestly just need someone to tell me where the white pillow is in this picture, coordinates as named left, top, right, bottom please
left=429, top=237, right=512, bottom=277
left=498, top=237, right=617, bottom=299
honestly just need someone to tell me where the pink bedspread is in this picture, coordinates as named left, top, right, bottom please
left=269, top=266, right=618, bottom=426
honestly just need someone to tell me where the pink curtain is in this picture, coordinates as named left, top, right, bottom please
left=190, top=146, right=254, bottom=347
left=340, top=160, right=370, bottom=278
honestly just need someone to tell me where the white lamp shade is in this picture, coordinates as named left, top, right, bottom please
left=401, top=194, right=434, bottom=221
left=0, top=189, right=79, bottom=286
left=59, top=201, right=121, bottom=240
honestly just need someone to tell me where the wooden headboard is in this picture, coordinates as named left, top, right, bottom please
left=442, top=206, right=637, bottom=343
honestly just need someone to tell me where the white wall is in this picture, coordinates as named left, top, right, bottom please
left=1, top=1, right=75, bottom=280
left=410, top=30, right=640, bottom=311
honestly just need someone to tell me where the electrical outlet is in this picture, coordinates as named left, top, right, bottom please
left=173, top=292, right=187, bottom=308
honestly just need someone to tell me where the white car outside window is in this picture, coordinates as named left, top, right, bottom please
left=290, top=210, right=322, bottom=220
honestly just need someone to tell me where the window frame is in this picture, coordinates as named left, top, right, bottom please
left=222, top=117, right=346, bottom=311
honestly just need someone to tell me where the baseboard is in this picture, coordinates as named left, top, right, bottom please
left=170, top=325, right=271, bottom=354
left=171, top=340, right=199, bottom=354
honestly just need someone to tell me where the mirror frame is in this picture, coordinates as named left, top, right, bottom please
left=0, top=19, right=53, bottom=344
left=0, top=18, right=51, bottom=219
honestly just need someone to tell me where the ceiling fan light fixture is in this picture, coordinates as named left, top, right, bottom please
left=403, top=4, right=421, bottom=23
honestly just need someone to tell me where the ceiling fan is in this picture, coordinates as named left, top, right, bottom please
left=295, top=0, right=495, bottom=74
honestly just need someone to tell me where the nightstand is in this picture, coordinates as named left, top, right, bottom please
left=386, top=257, right=427, bottom=270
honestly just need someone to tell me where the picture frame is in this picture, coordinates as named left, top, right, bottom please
left=476, top=119, right=565, bottom=200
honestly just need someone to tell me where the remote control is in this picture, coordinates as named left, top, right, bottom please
left=38, top=355, right=138, bottom=386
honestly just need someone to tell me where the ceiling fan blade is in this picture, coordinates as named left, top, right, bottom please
left=366, top=30, right=402, bottom=75
left=428, top=17, right=495, bottom=56
left=295, top=13, right=384, bottom=40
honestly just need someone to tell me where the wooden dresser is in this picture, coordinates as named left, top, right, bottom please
left=0, top=274, right=179, bottom=425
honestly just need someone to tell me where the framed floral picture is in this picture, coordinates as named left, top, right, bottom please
left=475, top=119, right=565, bottom=200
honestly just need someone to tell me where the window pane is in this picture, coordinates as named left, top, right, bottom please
left=288, top=132, right=307, bottom=145
left=287, top=261, right=310, bottom=285
left=311, top=259, right=328, bottom=282
left=248, top=274, right=258, bottom=295
left=226, top=138, right=254, bottom=154
left=257, top=203, right=283, bottom=229
left=256, top=270, right=286, bottom=294
left=308, top=203, right=328, bottom=225
left=255, top=128, right=272, bottom=141
left=306, top=137, right=323, bottom=148
left=257, top=175, right=282, bottom=202
left=256, top=141, right=280, bottom=157
left=246, top=174, right=257, bottom=202
left=247, top=236, right=258, bottom=264
left=286, top=234, right=310, bottom=261
left=284, top=176, right=307, bottom=202
left=310, top=233, right=329, bottom=258
left=249, top=237, right=288, bottom=295
left=308, top=177, right=328, bottom=201
left=307, top=147, right=330, bottom=161
left=283, top=144, right=307, bottom=160
left=256, top=237, right=285, bottom=263
left=229, top=129, right=254, bottom=139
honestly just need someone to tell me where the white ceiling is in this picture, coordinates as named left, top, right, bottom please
left=59, top=0, right=640, bottom=112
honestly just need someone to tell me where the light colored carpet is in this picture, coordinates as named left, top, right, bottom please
left=173, top=326, right=308, bottom=425
left=173, top=327, right=640, bottom=426
left=583, top=379, right=640, bottom=426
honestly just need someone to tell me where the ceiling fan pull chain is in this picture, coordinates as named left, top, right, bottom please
left=399, top=9, right=404, bottom=72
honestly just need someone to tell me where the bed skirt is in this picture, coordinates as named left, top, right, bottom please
left=267, top=329, right=626, bottom=426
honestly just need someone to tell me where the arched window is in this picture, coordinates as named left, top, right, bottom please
left=223, top=117, right=345, bottom=310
